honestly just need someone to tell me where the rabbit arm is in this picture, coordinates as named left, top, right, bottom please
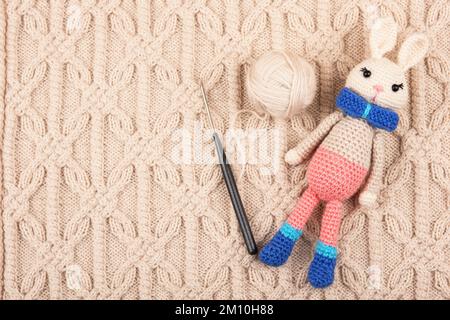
left=285, top=111, right=343, bottom=166
left=359, top=132, right=385, bottom=207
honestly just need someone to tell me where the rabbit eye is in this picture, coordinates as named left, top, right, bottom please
left=360, top=67, right=371, bottom=78
left=392, top=83, right=404, bottom=92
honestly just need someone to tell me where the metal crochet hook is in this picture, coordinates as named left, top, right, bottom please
left=200, top=83, right=258, bottom=255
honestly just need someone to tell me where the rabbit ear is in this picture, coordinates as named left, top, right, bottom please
left=398, top=33, right=429, bottom=71
left=370, top=17, right=398, bottom=58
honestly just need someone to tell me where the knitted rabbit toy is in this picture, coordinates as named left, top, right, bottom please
left=259, top=17, right=429, bottom=288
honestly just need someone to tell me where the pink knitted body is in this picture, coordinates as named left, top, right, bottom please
left=307, top=147, right=368, bottom=202
left=307, top=117, right=373, bottom=202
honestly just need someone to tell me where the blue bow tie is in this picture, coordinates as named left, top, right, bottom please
left=336, top=87, right=399, bottom=132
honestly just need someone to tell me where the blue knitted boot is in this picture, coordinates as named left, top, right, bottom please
left=307, top=241, right=337, bottom=288
left=259, top=222, right=303, bottom=267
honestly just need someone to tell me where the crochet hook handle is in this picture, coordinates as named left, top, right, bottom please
left=200, top=83, right=257, bottom=255
left=213, top=132, right=258, bottom=255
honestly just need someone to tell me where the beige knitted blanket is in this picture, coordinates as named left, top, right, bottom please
left=1, top=0, right=449, bottom=300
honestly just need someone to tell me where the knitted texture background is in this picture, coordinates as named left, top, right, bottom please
left=1, top=0, right=450, bottom=299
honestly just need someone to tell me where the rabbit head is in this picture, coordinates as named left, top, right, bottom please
left=345, top=17, right=429, bottom=110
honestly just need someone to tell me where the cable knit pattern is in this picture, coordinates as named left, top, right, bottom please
left=0, top=0, right=6, bottom=299
left=1, top=0, right=450, bottom=300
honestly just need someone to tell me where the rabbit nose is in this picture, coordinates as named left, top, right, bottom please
left=373, top=84, right=384, bottom=93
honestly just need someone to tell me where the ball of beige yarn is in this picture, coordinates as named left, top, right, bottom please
left=246, top=51, right=317, bottom=119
